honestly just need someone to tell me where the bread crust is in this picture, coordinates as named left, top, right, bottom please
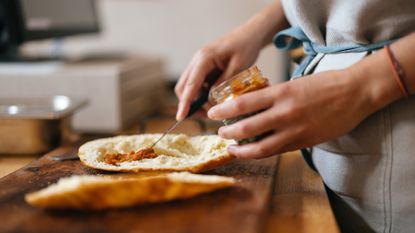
left=25, top=173, right=235, bottom=210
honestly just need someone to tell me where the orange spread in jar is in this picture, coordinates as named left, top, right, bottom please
left=218, top=73, right=268, bottom=103
left=230, top=73, right=268, bottom=97
left=104, top=147, right=157, bottom=165
left=209, top=65, right=270, bottom=145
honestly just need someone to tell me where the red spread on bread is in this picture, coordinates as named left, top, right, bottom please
left=104, top=147, right=157, bottom=165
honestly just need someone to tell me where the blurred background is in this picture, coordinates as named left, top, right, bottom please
left=19, top=0, right=286, bottom=81
left=0, top=0, right=288, bottom=156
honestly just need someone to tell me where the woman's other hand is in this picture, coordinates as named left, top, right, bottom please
left=207, top=62, right=403, bottom=158
left=175, top=2, right=288, bottom=120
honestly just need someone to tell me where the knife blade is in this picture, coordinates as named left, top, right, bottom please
left=151, top=68, right=222, bottom=147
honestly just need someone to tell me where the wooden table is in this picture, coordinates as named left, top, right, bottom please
left=0, top=118, right=339, bottom=233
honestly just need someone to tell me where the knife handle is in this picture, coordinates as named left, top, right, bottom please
left=186, top=68, right=222, bottom=118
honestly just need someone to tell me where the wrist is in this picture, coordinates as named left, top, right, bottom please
left=237, top=1, right=288, bottom=47
left=389, top=35, right=415, bottom=95
left=346, top=49, right=403, bottom=113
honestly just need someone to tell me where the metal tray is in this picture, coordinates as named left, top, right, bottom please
left=0, top=96, right=86, bottom=155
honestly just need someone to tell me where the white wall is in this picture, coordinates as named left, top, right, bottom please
left=22, top=0, right=287, bottom=83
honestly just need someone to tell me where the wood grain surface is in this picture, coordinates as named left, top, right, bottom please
left=0, top=144, right=278, bottom=233
left=266, top=152, right=340, bottom=233
left=0, top=156, right=37, bottom=178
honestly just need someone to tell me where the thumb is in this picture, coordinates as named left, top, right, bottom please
left=217, top=57, right=242, bottom=85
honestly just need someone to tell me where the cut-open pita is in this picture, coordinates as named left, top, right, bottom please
left=78, top=134, right=235, bottom=173
left=25, top=172, right=236, bottom=210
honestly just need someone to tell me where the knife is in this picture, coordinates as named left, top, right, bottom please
left=151, top=68, right=222, bottom=147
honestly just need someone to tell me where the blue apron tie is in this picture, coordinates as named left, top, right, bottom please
left=273, top=26, right=394, bottom=78
left=273, top=26, right=395, bottom=170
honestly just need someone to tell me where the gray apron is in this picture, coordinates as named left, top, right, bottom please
left=274, top=30, right=415, bottom=232
left=274, top=0, right=415, bottom=231
left=310, top=52, right=415, bottom=233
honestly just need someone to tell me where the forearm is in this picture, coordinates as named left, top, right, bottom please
left=346, top=32, right=415, bottom=112
left=232, top=0, right=289, bottom=47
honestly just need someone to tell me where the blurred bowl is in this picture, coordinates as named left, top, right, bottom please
left=0, top=96, right=86, bottom=155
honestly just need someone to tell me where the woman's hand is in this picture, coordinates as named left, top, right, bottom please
left=207, top=66, right=402, bottom=159
left=174, top=27, right=262, bottom=120
left=175, top=2, right=288, bottom=120
left=207, top=32, right=415, bottom=159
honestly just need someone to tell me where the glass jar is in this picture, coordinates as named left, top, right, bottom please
left=209, top=65, right=269, bottom=144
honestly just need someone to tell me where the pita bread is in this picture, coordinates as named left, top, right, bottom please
left=25, top=172, right=235, bottom=210
left=78, top=134, right=235, bottom=173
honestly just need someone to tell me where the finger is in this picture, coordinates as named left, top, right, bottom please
left=270, top=135, right=313, bottom=155
left=176, top=93, right=190, bottom=121
left=176, top=60, right=216, bottom=120
left=278, top=141, right=305, bottom=154
left=195, top=109, right=208, bottom=119
left=194, top=102, right=212, bottom=119
left=175, top=66, right=192, bottom=100
left=222, top=56, right=242, bottom=81
left=175, top=67, right=193, bottom=120
left=218, top=107, right=280, bottom=140
left=203, top=101, right=213, bottom=111
left=209, top=56, right=243, bottom=91
left=208, top=87, right=273, bottom=120
left=227, top=131, right=292, bottom=159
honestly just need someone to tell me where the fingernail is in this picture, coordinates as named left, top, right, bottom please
left=227, top=145, right=238, bottom=154
left=176, top=113, right=184, bottom=121
left=176, top=103, right=183, bottom=121
left=217, top=127, right=224, bottom=137
left=207, top=107, right=217, bottom=120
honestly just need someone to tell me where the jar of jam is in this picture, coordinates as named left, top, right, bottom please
left=209, top=65, right=269, bottom=144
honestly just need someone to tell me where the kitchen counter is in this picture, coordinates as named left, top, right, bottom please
left=0, top=155, right=37, bottom=178
left=0, top=117, right=339, bottom=233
